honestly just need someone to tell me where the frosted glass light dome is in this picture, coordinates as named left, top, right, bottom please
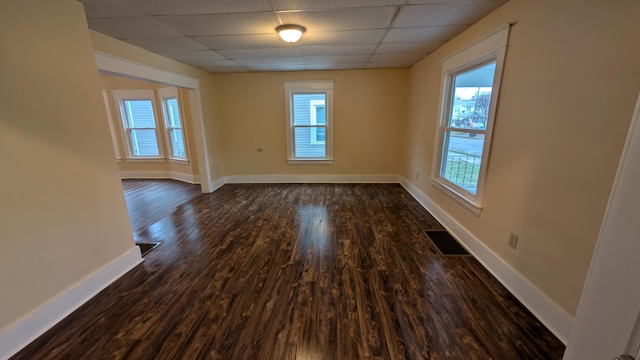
left=276, top=24, right=306, bottom=43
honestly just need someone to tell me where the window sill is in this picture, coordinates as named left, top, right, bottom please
left=430, top=178, right=483, bottom=217
left=169, top=158, right=189, bottom=165
left=124, top=157, right=166, bottom=163
left=287, top=159, right=334, bottom=165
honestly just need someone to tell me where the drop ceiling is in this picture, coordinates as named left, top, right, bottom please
left=80, top=0, right=507, bottom=74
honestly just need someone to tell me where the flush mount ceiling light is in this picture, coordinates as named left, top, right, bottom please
left=276, top=24, right=306, bottom=43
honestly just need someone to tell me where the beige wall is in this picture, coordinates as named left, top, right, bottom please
left=404, top=0, right=640, bottom=315
left=98, top=73, right=200, bottom=178
left=0, top=0, right=136, bottom=330
left=90, top=31, right=226, bottom=183
left=214, top=70, right=408, bottom=176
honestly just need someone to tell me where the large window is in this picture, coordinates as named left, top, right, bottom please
left=432, top=26, right=509, bottom=214
left=112, top=90, right=163, bottom=159
left=158, top=87, right=188, bottom=161
left=284, top=81, right=334, bottom=164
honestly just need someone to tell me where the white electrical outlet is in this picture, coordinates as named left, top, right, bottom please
left=508, top=233, right=519, bottom=249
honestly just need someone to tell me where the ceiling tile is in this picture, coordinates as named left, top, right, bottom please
left=158, top=12, right=280, bottom=36
left=370, top=53, right=427, bottom=63
left=124, top=37, right=209, bottom=52
left=156, top=50, right=226, bottom=61
left=217, top=48, right=300, bottom=60
left=183, top=59, right=248, bottom=73
left=80, top=0, right=147, bottom=19
left=131, top=0, right=274, bottom=15
left=194, top=34, right=286, bottom=49
left=204, top=67, right=250, bottom=73
left=305, top=63, right=367, bottom=70
left=300, top=30, right=387, bottom=46
left=185, top=59, right=242, bottom=67
left=375, top=42, right=443, bottom=54
left=187, top=59, right=239, bottom=65
left=277, top=7, right=397, bottom=32
left=297, top=44, right=377, bottom=56
left=383, top=25, right=468, bottom=43
left=303, top=55, right=371, bottom=65
left=233, top=58, right=303, bottom=67
left=407, top=0, right=504, bottom=4
left=88, top=17, right=183, bottom=38
left=244, top=63, right=307, bottom=72
left=393, top=3, right=504, bottom=27
left=405, top=0, right=445, bottom=3
left=366, top=61, right=414, bottom=69
left=272, top=0, right=403, bottom=11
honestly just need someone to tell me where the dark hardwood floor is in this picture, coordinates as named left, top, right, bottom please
left=12, top=183, right=565, bottom=359
left=122, top=179, right=202, bottom=232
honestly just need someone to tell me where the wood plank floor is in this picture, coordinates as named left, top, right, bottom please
left=122, top=179, right=201, bottom=231
left=12, top=183, right=565, bottom=359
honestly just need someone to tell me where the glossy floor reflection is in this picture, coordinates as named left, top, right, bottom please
left=122, top=179, right=201, bottom=231
left=12, top=183, right=565, bottom=359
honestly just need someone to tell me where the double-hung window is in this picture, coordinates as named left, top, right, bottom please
left=284, top=81, right=334, bottom=164
left=157, top=87, right=188, bottom=162
left=432, top=26, right=509, bottom=214
left=112, top=90, right=163, bottom=160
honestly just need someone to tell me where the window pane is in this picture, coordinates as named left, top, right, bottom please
left=170, top=129, right=185, bottom=158
left=166, top=98, right=182, bottom=128
left=449, top=62, right=496, bottom=130
left=130, top=129, right=159, bottom=156
left=316, top=106, right=326, bottom=125
left=441, top=131, right=485, bottom=194
left=125, top=100, right=155, bottom=128
left=293, top=93, right=325, bottom=126
left=294, top=127, right=326, bottom=157
left=316, top=127, right=326, bottom=142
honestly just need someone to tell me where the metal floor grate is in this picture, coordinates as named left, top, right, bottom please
left=425, top=231, right=470, bottom=256
left=137, top=242, right=160, bottom=257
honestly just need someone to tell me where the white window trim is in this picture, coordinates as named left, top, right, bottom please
left=284, top=80, right=334, bottom=164
left=157, top=87, right=189, bottom=163
left=112, top=89, right=165, bottom=161
left=431, top=25, right=510, bottom=215
left=309, top=99, right=326, bottom=145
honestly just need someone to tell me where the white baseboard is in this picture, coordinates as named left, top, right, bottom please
left=120, top=171, right=200, bottom=184
left=0, top=247, right=142, bottom=360
left=398, top=177, right=573, bottom=344
left=209, top=177, right=226, bottom=193
left=224, top=174, right=399, bottom=184
left=170, top=171, right=200, bottom=184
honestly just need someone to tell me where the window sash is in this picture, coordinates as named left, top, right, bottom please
left=128, top=128, right=160, bottom=156
left=291, top=95, right=327, bottom=158
left=292, top=125, right=327, bottom=158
